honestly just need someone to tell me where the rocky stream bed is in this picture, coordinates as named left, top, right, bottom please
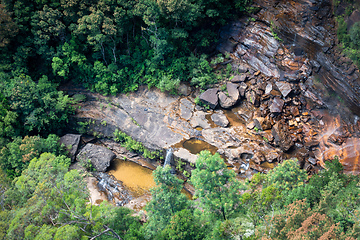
left=60, top=0, right=360, bottom=209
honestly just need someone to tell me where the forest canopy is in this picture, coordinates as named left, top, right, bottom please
left=0, top=0, right=359, bottom=239
left=0, top=0, right=251, bottom=96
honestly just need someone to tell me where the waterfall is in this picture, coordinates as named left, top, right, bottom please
left=292, top=33, right=297, bottom=46
left=164, top=148, right=176, bottom=174
left=164, top=148, right=173, bottom=167
left=240, top=159, right=250, bottom=172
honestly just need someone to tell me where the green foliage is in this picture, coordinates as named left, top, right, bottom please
left=82, top=159, right=95, bottom=172
left=0, top=93, right=18, bottom=141
left=226, top=63, right=232, bottom=78
left=267, top=159, right=307, bottom=193
left=0, top=134, right=63, bottom=178
left=0, top=73, right=74, bottom=136
left=4, top=152, right=142, bottom=239
left=337, top=16, right=350, bottom=46
left=191, top=150, right=243, bottom=220
left=160, top=209, right=205, bottom=240
left=270, top=20, right=282, bottom=42
left=258, top=200, right=344, bottom=240
left=220, top=84, right=227, bottom=91
left=190, top=54, right=217, bottom=89
left=0, top=0, right=253, bottom=100
left=144, top=165, right=189, bottom=238
left=350, top=21, right=360, bottom=49
left=335, top=9, right=360, bottom=68
left=248, top=157, right=360, bottom=239
left=72, top=94, right=87, bottom=103
left=210, top=54, right=225, bottom=65
left=114, top=129, right=160, bottom=159
left=157, top=75, right=180, bottom=94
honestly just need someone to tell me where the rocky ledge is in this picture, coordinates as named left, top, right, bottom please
left=66, top=0, right=360, bottom=176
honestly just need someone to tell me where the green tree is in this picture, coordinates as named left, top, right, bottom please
left=5, top=152, right=141, bottom=239
left=0, top=73, right=74, bottom=135
left=191, top=150, right=242, bottom=220
left=159, top=209, right=205, bottom=240
left=350, top=21, right=360, bottom=49
left=144, top=165, right=189, bottom=238
left=241, top=159, right=306, bottom=229
left=31, top=5, right=66, bottom=58
left=267, top=159, right=307, bottom=193
left=0, top=134, right=62, bottom=178
left=0, top=93, right=18, bottom=142
left=0, top=4, right=18, bottom=48
left=242, top=178, right=281, bottom=229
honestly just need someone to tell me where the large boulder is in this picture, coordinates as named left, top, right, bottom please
left=271, top=120, right=294, bottom=152
left=77, top=143, right=116, bottom=172
left=246, top=90, right=260, bottom=107
left=190, top=111, right=211, bottom=129
left=59, top=134, right=81, bottom=162
left=275, top=81, right=292, bottom=97
left=218, top=82, right=241, bottom=109
left=199, top=88, right=219, bottom=109
left=231, top=74, right=247, bottom=83
left=219, top=92, right=238, bottom=108
left=238, top=82, right=247, bottom=97
left=269, top=97, right=285, bottom=113
left=227, top=82, right=240, bottom=100
left=211, top=112, right=229, bottom=127
left=265, top=83, right=273, bottom=95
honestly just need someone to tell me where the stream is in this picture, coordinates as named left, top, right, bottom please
left=66, top=0, right=360, bottom=208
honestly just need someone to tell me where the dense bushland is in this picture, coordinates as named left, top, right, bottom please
left=335, top=0, right=360, bottom=66
left=0, top=1, right=359, bottom=239
left=0, top=150, right=359, bottom=239
left=0, top=0, right=251, bottom=96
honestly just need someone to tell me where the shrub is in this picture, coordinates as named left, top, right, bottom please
left=113, top=129, right=160, bottom=159
left=267, top=159, right=307, bottom=192
left=350, top=21, right=360, bottom=49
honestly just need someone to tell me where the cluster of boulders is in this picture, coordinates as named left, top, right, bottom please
left=197, top=0, right=360, bottom=174
left=59, top=134, right=132, bottom=206
left=199, top=75, right=319, bottom=171
left=196, top=38, right=360, bottom=174
left=66, top=0, right=360, bottom=177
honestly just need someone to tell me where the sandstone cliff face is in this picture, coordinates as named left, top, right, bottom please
left=69, top=0, right=360, bottom=175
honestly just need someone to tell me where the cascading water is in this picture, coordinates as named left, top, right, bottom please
left=164, top=148, right=173, bottom=167
left=292, top=33, right=297, bottom=47
left=164, top=148, right=176, bottom=173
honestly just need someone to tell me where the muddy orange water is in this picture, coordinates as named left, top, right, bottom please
left=108, top=159, right=193, bottom=202
left=108, top=159, right=155, bottom=198
left=181, top=138, right=218, bottom=155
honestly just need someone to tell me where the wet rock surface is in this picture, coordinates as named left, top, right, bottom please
left=190, top=111, right=211, bottom=129
left=226, top=82, right=240, bottom=101
left=272, top=120, right=294, bottom=152
left=67, top=0, right=360, bottom=181
left=93, top=172, right=132, bottom=206
left=211, top=111, right=230, bottom=128
left=275, top=81, right=292, bottom=98
left=180, top=98, right=194, bottom=120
